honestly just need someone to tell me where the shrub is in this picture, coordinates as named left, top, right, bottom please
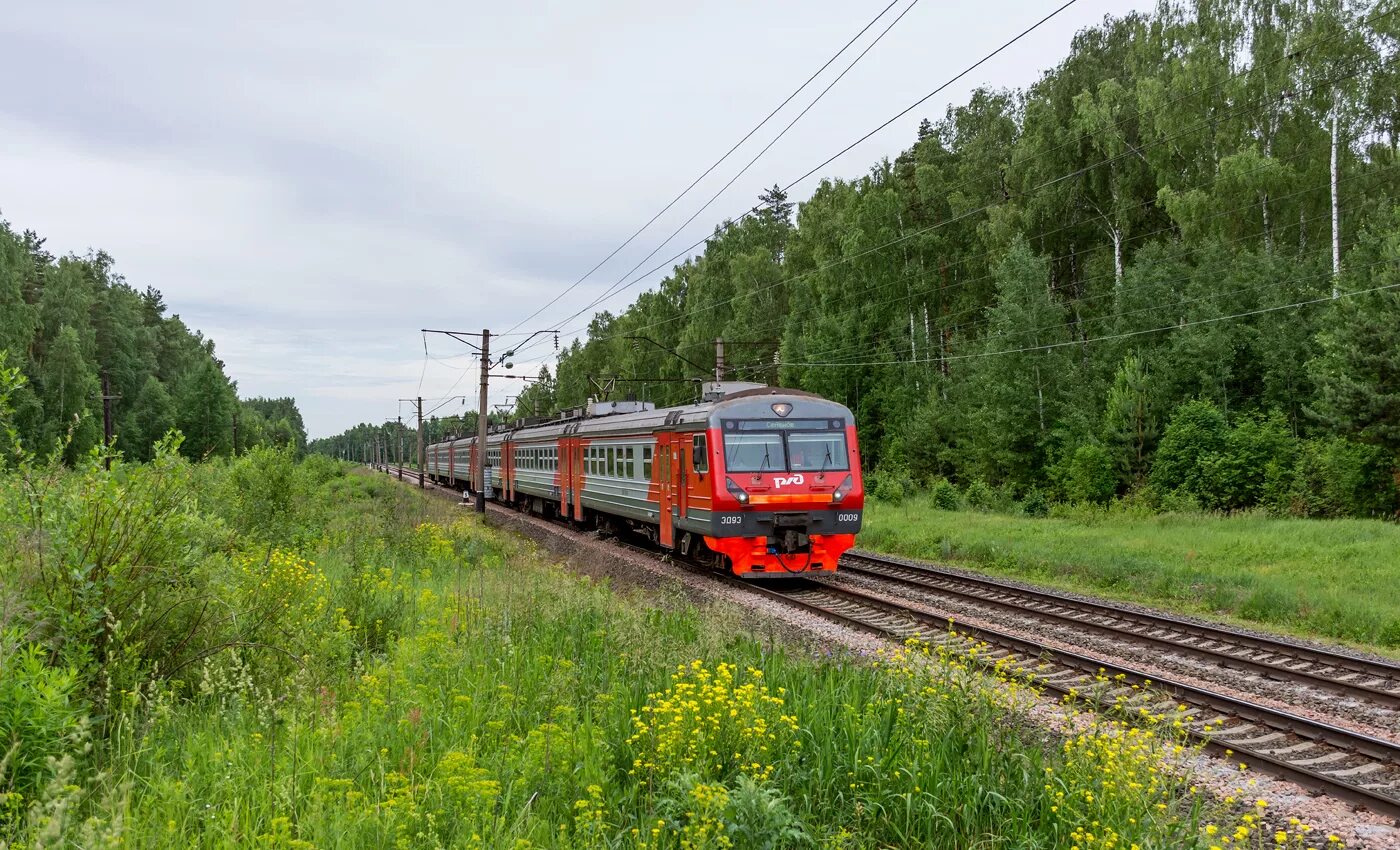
left=8, top=437, right=233, bottom=695
left=218, top=443, right=302, bottom=544
left=929, top=478, right=961, bottom=511
left=1150, top=399, right=1227, bottom=494
left=0, top=629, right=83, bottom=818
left=1265, top=437, right=1399, bottom=518
left=870, top=465, right=914, bottom=504
left=1194, top=412, right=1296, bottom=511
left=1064, top=444, right=1117, bottom=505
left=1021, top=487, right=1049, bottom=517
left=963, top=479, right=995, bottom=511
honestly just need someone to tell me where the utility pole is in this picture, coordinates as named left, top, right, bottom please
left=99, top=372, right=119, bottom=470
left=397, top=415, right=404, bottom=479
left=714, top=337, right=725, bottom=382
left=421, top=326, right=554, bottom=514
left=476, top=328, right=490, bottom=513
left=416, top=396, right=425, bottom=488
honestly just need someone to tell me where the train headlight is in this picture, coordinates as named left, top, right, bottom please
left=832, top=474, right=854, bottom=504
left=725, top=477, right=750, bottom=505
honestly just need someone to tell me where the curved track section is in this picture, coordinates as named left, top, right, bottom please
left=840, top=551, right=1400, bottom=710
left=745, top=578, right=1400, bottom=820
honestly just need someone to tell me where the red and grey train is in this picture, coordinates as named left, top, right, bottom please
left=423, top=382, right=863, bottom=577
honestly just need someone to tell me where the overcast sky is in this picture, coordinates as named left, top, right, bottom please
left=1, top=0, right=1149, bottom=437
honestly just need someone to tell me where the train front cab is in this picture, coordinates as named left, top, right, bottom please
left=697, top=391, right=863, bottom=578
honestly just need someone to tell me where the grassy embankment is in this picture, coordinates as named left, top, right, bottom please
left=0, top=449, right=1330, bottom=848
left=863, top=495, right=1400, bottom=652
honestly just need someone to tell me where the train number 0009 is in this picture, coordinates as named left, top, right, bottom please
left=837, top=513, right=861, bottom=523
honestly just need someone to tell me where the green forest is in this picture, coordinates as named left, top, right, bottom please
left=0, top=218, right=306, bottom=462
left=482, top=0, right=1398, bottom=518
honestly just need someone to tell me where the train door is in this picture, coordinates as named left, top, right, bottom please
left=470, top=442, right=481, bottom=495
left=573, top=442, right=585, bottom=521
left=673, top=438, right=688, bottom=519
left=658, top=435, right=674, bottom=547
left=505, top=442, right=514, bottom=502
left=558, top=438, right=570, bottom=517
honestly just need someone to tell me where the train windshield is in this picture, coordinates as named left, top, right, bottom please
left=724, top=433, right=786, bottom=472
left=721, top=419, right=849, bottom=472
left=787, top=431, right=848, bottom=471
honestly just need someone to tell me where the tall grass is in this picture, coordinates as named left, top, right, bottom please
left=863, top=494, right=1400, bottom=650
left=1, top=458, right=1332, bottom=847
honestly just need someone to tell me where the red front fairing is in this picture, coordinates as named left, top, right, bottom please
left=704, top=424, right=864, bottom=577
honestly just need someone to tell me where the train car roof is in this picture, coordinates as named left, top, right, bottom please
left=426, top=387, right=851, bottom=450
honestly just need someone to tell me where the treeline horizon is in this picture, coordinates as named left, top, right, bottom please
left=0, top=216, right=307, bottom=462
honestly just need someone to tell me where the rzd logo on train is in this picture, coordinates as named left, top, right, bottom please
left=773, top=474, right=805, bottom=488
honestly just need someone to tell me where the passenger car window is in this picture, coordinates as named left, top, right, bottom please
left=642, top=446, right=652, bottom=480
left=692, top=435, right=708, bottom=473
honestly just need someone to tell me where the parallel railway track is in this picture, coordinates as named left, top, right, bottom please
left=747, top=577, right=1400, bottom=820
left=379, top=465, right=1400, bottom=819
left=839, top=550, right=1400, bottom=710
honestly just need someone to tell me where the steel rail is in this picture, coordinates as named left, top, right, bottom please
left=746, top=578, right=1400, bottom=820
left=838, top=552, right=1400, bottom=709
left=845, top=550, right=1400, bottom=686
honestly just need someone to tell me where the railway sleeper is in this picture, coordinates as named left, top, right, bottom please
left=1328, top=763, right=1387, bottom=778
left=1293, top=752, right=1352, bottom=767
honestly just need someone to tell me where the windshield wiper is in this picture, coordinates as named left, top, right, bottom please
left=760, top=443, right=773, bottom=471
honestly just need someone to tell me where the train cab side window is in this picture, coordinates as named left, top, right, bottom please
left=692, top=435, right=708, bottom=473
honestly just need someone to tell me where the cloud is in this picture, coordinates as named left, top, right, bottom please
left=2, top=0, right=1147, bottom=436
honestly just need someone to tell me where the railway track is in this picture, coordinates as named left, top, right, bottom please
left=745, top=577, right=1400, bottom=820
left=839, top=550, right=1400, bottom=711
left=379, top=466, right=1400, bottom=819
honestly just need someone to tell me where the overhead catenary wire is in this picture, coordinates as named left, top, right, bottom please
left=540, top=0, right=927, bottom=334
left=526, top=0, right=1086, bottom=348
left=528, top=51, right=1396, bottom=356
left=692, top=162, right=1394, bottom=367
left=509, top=10, right=1399, bottom=364
left=499, top=0, right=906, bottom=338
left=665, top=142, right=1372, bottom=358
left=780, top=264, right=1400, bottom=370
left=796, top=226, right=1380, bottom=371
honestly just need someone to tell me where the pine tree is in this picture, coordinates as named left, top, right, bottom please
left=1308, top=288, right=1400, bottom=455
left=40, top=326, right=100, bottom=462
left=126, top=375, right=175, bottom=461
left=757, top=185, right=794, bottom=227
left=962, top=236, right=1068, bottom=486
left=176, top=356, right=234, bottom=459
left=0, top=223, right=38, bottom=359
left=1102, top=355, right=1156, bottom=487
